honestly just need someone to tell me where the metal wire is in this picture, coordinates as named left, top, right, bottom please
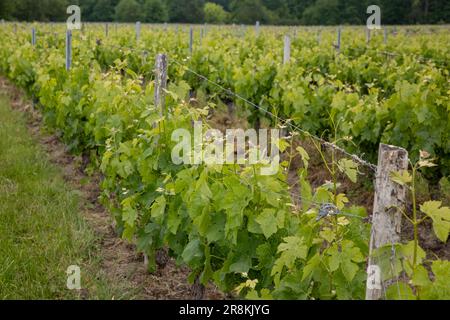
left=92, top=42, right=379, bottom=172
left=238, top=173, right=368, bottom=221
left=378, top=50, right=448, bottom=66
left=170, top=58, right=378, bottom=172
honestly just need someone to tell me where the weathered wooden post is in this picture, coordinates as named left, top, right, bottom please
left=142, top=54, right=168, bottom=271
left=154, top=54, right=168, bottom=117
left=31, top=27, right=36, bottom=46
left=255, top=21, right=260, bottom=37
left=189, top=26, right=193, bottom=55
left=105, top=23, right=108, bottom=37
left=136, top=21, right=141, bottom=41
left=283, top=35, right=291, bottom=64
left=31, top=26, right=37, bottom=108
left=384, top=27, right=388, bottom=45
left=366, top=144, right=409, bottom=300
left=336, top=27, right=341, bottom=52
left=65, top=29, right=72, bottom=71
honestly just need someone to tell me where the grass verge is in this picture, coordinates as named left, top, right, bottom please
left=0, top=92, right=129, bottom=299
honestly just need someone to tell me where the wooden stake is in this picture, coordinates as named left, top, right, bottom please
left=189, top=26, right=193, bottom=55
left=366, top=144, right=408, bottom=300
left=336, top=27, right=341, bottom=52
left=283, top=35, right=290, bottom=64
left=31, top=27, right=36, bottom=46
left=136, top=21, right=141, bottom=41
left=65, top=29, right=72, bottom=71
left=154, top=54, right=168, bottom=117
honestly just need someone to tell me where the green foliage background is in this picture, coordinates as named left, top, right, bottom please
left=0, top=0, right=449, bottom=24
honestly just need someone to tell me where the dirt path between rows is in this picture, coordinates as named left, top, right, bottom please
left=0, top=77, right=224, bottom=300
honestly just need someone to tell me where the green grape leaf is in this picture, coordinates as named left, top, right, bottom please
left=150, top=195, right=166, bottom=224
left=328, top=249, right=340, bottom=272
left=400, top=241, right=426, bottom=276
left=335, top=193, right=349, bottom=210
left=411, top=265, right=431, bottom=287
left=386, top=282, right=416, bottom=300
left=420, top=201, right=450, bottom=242
left=277, top=236, right=308, bottom=260
left=298, top=169, right=312, bottom=211
left=337, top=158, right=358, bottom=183
left=418, top=160, right=437, bottom=168
left=255, top=209, right=278, bottom=239
left=319, top=227, right=336, bottom=243
left=122, top=205, right=137, bottom=227
left=246, top=288, right=273, bottom=300
left=229, top=256, right=252, bottom=274
left=167, top=205, right=182, bottom=234
left=428, top=260, right=450, bottom=299
left=296, top=146, right=310, bottom=169
left=340, top=260, right=360, bottom=283
left=419, top=260, right=450, bottom=299
left=389, top=170, right=412, bottom=186
left=181, top=239, right=204, bottom=267
left=205, top=213, right=225, bottom=244
left=301, top=253, right=320, bottom=281
left=193, top=206, right=211, bottom=237
left=271, top=236, right=307, bottom=285
left=327, top=241, right=365, bottom=282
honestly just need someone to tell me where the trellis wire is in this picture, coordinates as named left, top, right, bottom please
left=28, top=33, right=444, bottom=173
left=238, top=174, right=368, bottom=221
left=170, top=58, right=378, bottom=172
left=90, top=43, right=374, bottom=219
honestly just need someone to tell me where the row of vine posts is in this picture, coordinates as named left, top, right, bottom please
left=29, top=22, right=410, bottom=300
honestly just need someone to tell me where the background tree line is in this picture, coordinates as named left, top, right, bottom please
left=0, top=0, right=448, bottom=25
